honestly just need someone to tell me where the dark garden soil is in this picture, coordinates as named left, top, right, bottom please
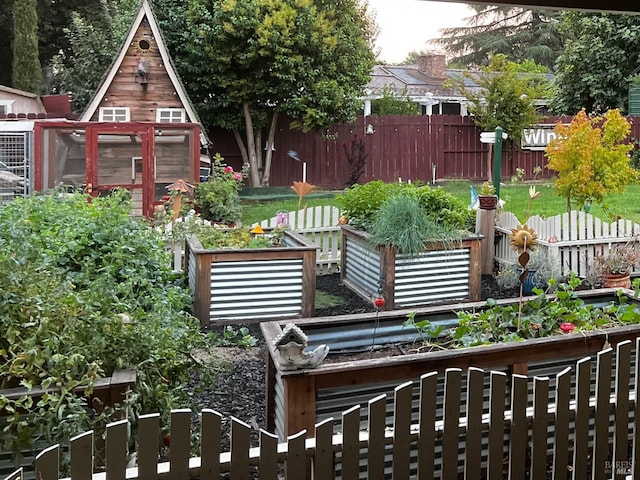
left=193, top=274, right=517, bottom=453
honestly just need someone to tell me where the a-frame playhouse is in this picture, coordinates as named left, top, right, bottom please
left=33, top=0, right=206, bottom=217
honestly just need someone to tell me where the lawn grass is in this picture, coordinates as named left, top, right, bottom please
left=240, top=180, right=640, bottom=226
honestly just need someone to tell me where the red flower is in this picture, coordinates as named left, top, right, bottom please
left=560, top=322, right=575, bottom=333
left=373, top=296, right=385, bottom=308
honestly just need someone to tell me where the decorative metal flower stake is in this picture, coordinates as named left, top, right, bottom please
left=508, top=224, right=539, bottom=329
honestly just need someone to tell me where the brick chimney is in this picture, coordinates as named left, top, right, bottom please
left=417, top=54, right=446, bottom=79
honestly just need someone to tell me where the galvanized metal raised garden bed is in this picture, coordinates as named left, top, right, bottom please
left=340, top=225, right=482, bottom=309
left=186, top=231, right=317, bottom=326
left=261, top=289, right=640, bottom=440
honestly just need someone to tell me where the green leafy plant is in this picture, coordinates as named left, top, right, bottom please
left=404, top=273, right=640, bottom=349
left=336, top=180, right=474, bottom=233
left=0, top=189, right=217, bottom=469
left=479, top=181, right=496, bottom=195
left=195, top=154, right=247, bottom=225
left=214, top=326, right=258, bottom=348
left=546, top=108, right=639, bottom=212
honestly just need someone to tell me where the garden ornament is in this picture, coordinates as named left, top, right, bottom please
left=166, top=179, right=194, bottom=221
left=274, top=323, right=329, bottom=370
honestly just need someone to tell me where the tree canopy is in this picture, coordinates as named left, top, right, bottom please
left=550, top=13, right=640, bottom=115
left=432, top=5, right=565, bottom=73
left=448, top=54, right=550, bottom=145
left=12, top=0, right=42, bottom=94
left=185, top=0, right=376, bottom=186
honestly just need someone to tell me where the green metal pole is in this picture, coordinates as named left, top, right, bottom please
left=493, top=126, right=503, bottom=198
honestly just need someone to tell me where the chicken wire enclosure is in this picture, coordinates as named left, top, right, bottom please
left=0, top=131, right=32, bottom=203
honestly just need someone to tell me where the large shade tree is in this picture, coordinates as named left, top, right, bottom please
left=432, top=5, right=565, bottom=73
left=550, top=12, right=640, bottom=115
left=186, top=0, right=376, bottom=187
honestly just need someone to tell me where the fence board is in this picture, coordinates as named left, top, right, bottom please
left=572, top=357, right=591, bottom=479
left=464, top=367, right=483, bottom=480
left=230, top=417, right=251, bottom=480
left=441, top=369, right=462, bottom=480
left=341, top=405, right=361, bottom=480
left=508, top=375, right=527, bottom=480
left=392, top=381, right=412, bottom=480
left=487, top=371, right=507, bottom=480
left=137, top=414, right=159, bottom=480
left=105, top=419, right=128, bottom=480
left=286, top=430, right=307, bottom=480
left=417, top=372, right=437, bottom=480
left=531, top=376, right=549, bottom=480
left=366, top=395, right=386, bottom=480
left=313, top=418, right=335, bottom=480
left=70, top=431, right=93, bottom=479
left=169, top=409, right=191, bottom=479
left=34, top=445, right=58, bottom=480
left=200, top=409, right=221, bottom=480
left=258, top=429, right=278, bottom=480
left=552, top=367, right=571, bottom=480
left=593, top=349, right=613, bottom=480
left=613, top=341, right=632, bottom=475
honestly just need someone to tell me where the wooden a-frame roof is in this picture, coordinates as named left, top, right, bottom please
left=79, top=0, right=203, bottom=131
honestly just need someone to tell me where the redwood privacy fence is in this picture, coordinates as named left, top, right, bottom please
left=5, top=339, right=640, bottom=480
left=211, top=114, right=640, bottom=189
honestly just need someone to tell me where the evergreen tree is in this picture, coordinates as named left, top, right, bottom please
left=432, top=5, right=565, bottom=73
left=12, top=0, right=42, bottom=94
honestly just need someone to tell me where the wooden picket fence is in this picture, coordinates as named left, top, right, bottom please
left=495, top=210, right=640, bottom=277
left=254, top=205, right=342, bottom=275
left=6, top=338, right=640, bottom=480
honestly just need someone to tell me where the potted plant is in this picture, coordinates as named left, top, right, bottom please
left=336, top=181, right=481, bottom=309
left=591, top=241, right=640, bottom=288
left=478, top=181, right=498, bottom=210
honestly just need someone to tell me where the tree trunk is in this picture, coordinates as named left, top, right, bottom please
left=261, top=111, right=279, bottom=186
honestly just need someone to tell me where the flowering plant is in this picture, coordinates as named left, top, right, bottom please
left=195, top=153, right=248, bottom=225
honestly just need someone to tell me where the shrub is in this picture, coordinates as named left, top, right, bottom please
left=195, top=154, right=246, bottom=224
left=336, top=180, right=474, bottom=233
left=0, top=190, right=216, bottom=467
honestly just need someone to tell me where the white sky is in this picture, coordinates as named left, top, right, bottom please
left=367, top=0, right=474, bottom=64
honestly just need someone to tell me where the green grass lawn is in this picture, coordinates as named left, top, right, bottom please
left=240, top=181, right=640, bottom=226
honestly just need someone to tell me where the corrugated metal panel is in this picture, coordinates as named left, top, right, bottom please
left=209, top=259, right=303, bottom=320
left=344, top=238, right=380, bottom=295
left=394, top=248, right=470, bottom=307
left=630, top=84, right=640, bottom=115
left=188, top=248, right=196, bottom=293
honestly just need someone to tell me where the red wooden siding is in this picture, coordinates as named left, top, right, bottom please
left=208, top=115, right=640, bottom=189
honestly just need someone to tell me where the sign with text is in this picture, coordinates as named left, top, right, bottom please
left=522, top=125, right=560, bottom=150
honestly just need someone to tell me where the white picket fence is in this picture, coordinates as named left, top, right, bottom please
left=254, top=205, right=342, bottom=275
left=495, top=210, right=640, bottom=277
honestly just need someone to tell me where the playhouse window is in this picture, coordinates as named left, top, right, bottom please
left=99, top=107, right=130, bottom=122
left=156, top=108, right=185, bottom=123
left=0, top=100, right=14, bottom=115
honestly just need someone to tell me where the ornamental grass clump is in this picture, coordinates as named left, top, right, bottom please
left=368, top=193, right=459, bottom=256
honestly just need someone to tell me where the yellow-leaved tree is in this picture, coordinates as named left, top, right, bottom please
left=546, top=108, right=638, bottom=212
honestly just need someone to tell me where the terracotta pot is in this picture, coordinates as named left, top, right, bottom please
left=478, top=195, right=498, bottom=210
left=603, top=272, right=631, bottom=289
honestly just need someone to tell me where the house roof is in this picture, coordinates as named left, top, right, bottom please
left=79, top=0, right=205, bottom=140
left=367, top=56, right=553, bottom=105
left=0, top=85, right=47, bottom=112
